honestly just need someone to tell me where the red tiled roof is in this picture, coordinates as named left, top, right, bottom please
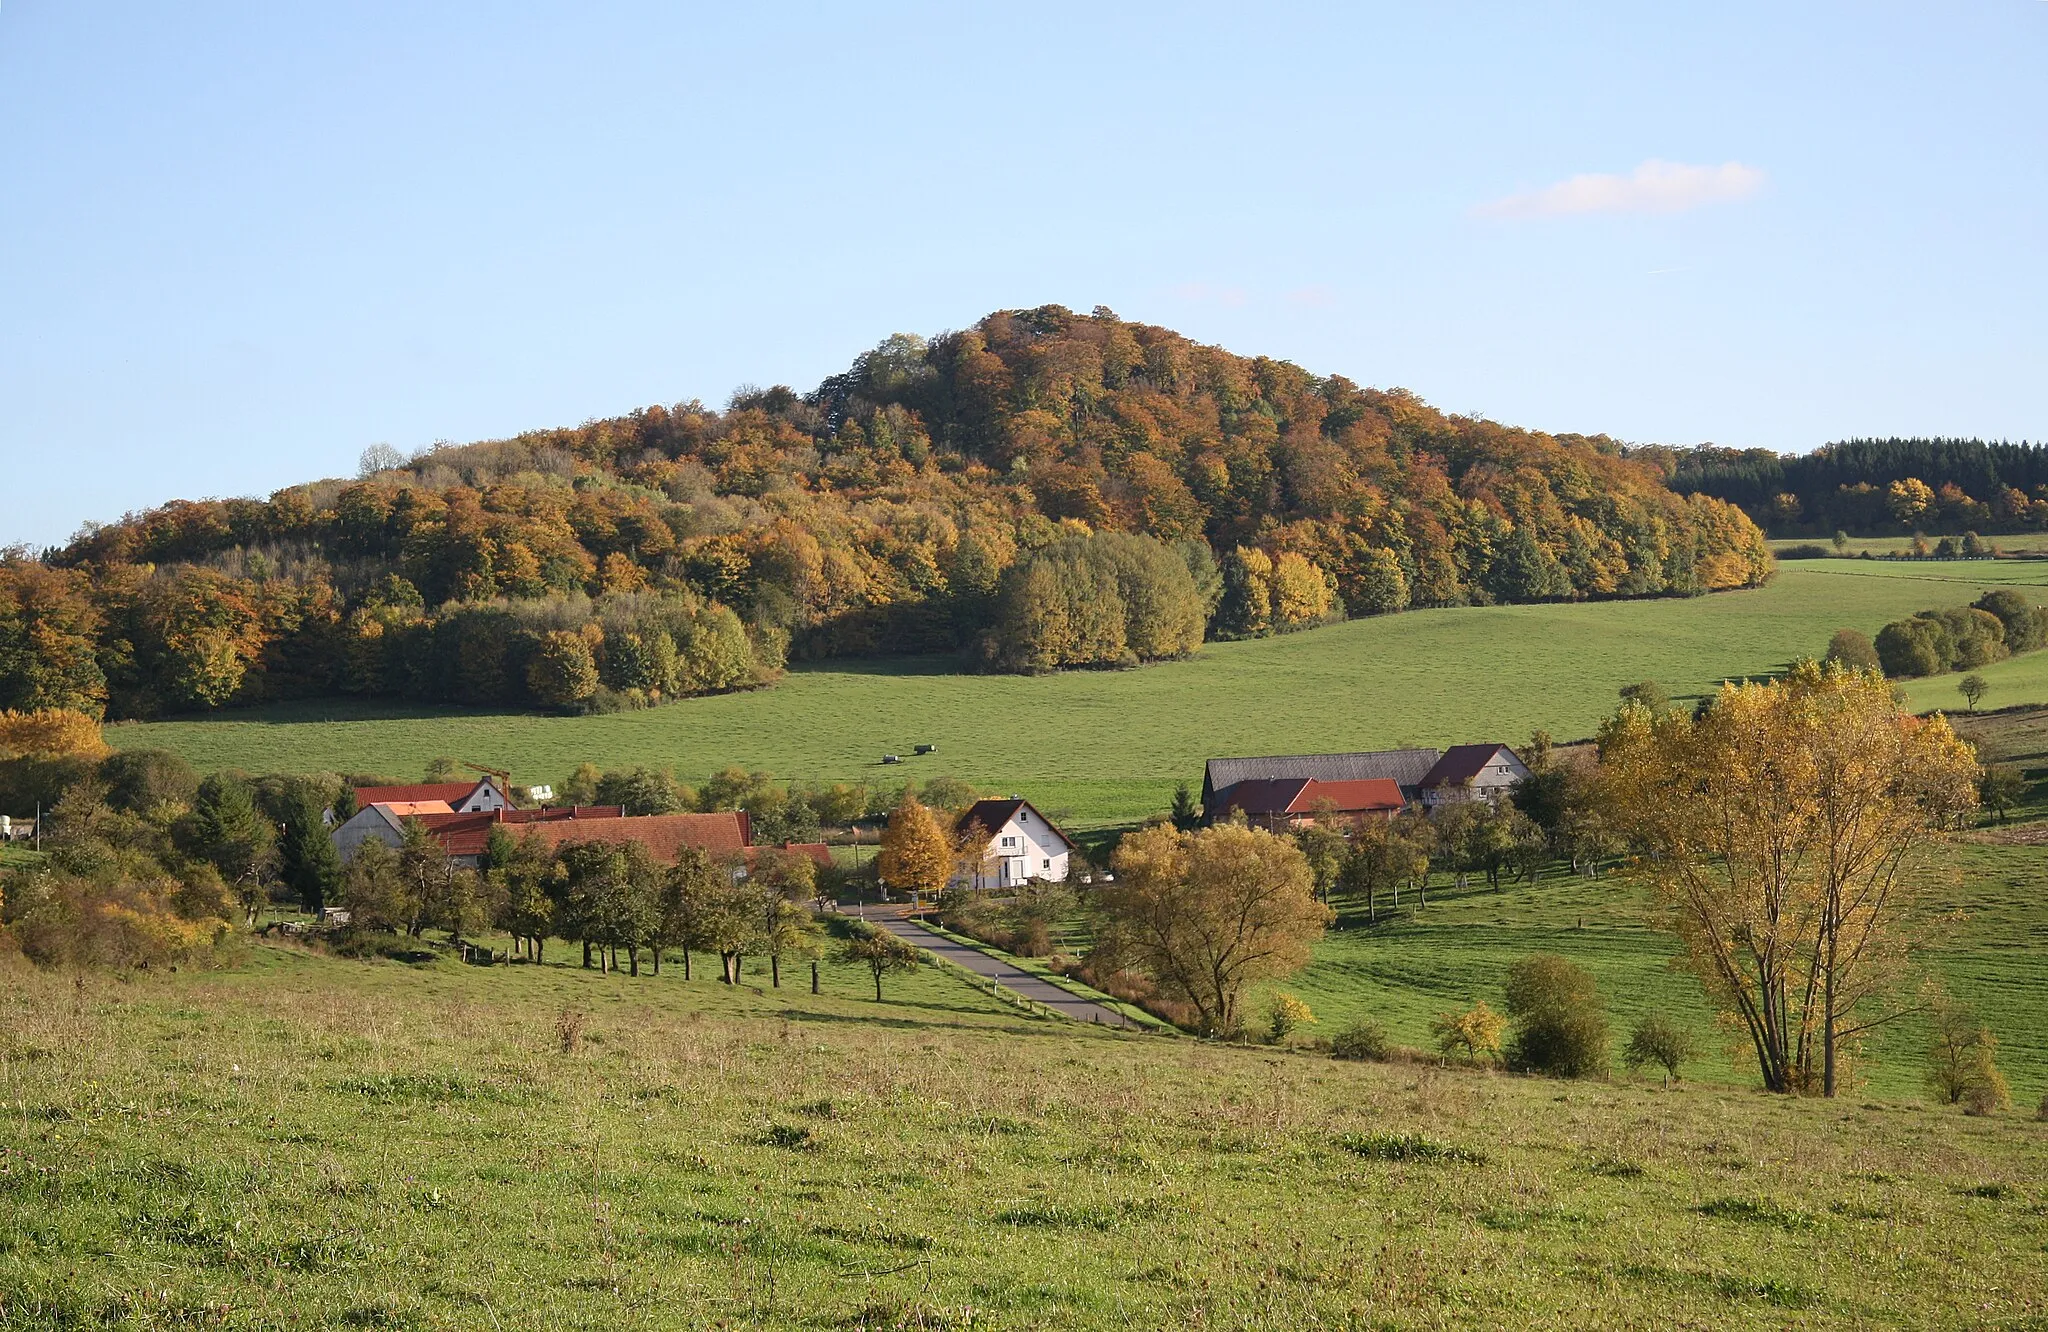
left=1289, top=778, right=1405, bottom=814
left=520, top=811, right=751, bottom=862
left=414, top=806, right=625, bottom=858
left=745, top=841, right=833, bottom=871
left=355, top=780, right=491, bottom=807
left=1217, top=777, right=1405, bottom=818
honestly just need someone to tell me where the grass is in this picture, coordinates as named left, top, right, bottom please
left=1254, top=830, right=2048, bottom=1107
left=3, top=941, right=2045, bottom=1328
left=109, top=561, right=2048, bottom=827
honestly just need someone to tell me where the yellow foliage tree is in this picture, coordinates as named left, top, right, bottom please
left=1431, top=1000, right=1507, bottom=1063
left=878, top=791, right=953, bottom=901
left=0, top=707, right=111, bottom=760
left=1599, top=661, right=1979, bottom=1095
left=1104, top=822, right=1331, bottom=1036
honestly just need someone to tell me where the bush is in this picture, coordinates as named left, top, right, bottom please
left=1331, top=1019, right=1391, bottom=1061
left=1503, top=954, right=1608, bottom=1078
left=1776, top=544, right=1831, bottom=560
left=1928, top=995, right=2009, bottom=1113
left=1875, top=617, right=1948, bottom=677
left=1622, top=1014, right=1696, bottom=1085
left=1431, top=1001, right=1506, bottom=1064
left=1823, top=628, right=1881, bottom=673
left=1267, top=993, right=1316, bottom=1043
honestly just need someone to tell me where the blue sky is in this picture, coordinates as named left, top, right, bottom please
left=2, top=2, right=2042, bottom=549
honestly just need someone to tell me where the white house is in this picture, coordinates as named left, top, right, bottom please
left=952, top=798, right=1077, bottom=891
left=1416, top=744, right=1532, bottom=809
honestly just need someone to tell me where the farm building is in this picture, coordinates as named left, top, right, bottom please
left=1201, top=748, right=1440, bottom=824
left=1416, top=744, right=1532, bottom=809
left=331, top=802, right=629, bottom=864
left=952, top=798, right=1077, bottom=891
left=1210, top=777, right=1406, bottom=831
left=351, top=778, right=508, bottom=815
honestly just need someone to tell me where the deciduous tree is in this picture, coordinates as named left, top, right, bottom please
left=1102, top=822, right=1330, bottom=1036
left=1600, top=662, right=1979, bottom=1095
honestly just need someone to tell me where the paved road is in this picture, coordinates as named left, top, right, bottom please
left=877, top=917, right=1138, bottom=1029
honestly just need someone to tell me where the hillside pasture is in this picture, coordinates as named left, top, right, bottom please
left=111, top=562, right=2048, bottom=827
left=2, top=944, right=2043, bottom=1329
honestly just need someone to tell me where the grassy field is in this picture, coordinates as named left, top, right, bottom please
left=1775, top=535, right=2048, bottom=556
left=1251, top=835, right=2048, bottom=1108
left=3, top=943, right=2044, bottom=1330
left=109, top=561, right=2048, bottom=828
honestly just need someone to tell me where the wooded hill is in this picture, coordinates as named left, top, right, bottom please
left=1653, top=437, right=2048, bottom=536
left=4, top=305, right=1771, bottom=720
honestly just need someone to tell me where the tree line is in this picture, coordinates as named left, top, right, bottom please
left=9, top=306, right=1771, bottom=717
left=1818, top=588, right=2048, bottom=680
left=1653, top=437, right=2048, bottom=536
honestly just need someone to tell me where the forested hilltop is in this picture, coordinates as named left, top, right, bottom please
left=1654, top=437, right=2048, bottom=536
left=3, top=305, right=1771, bottom=720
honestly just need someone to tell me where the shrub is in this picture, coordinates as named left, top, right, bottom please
left=555, top=1008, right=586, bottom=1055
left=1875, top=617, right=1948, bottom=677
left=1776, top=544, right=1831, bottom=560
left=1430, top=1001, right=1506, bottom=1064
left=1928, top=995, right=2009, bottom=1113
left=1622, top=1014, right=1696, bottom=1085
left=1503, top=954, right=1608, bottom=1078
left=1331, top=1019, right=1391, bottom=1062
left=1267, top=993, right=1316, bottom=1043
left=1823, top=628, right=1881, bottom=673
left=1973, top=589, right=2048, bottom=652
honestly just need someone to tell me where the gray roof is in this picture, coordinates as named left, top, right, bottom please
left=1204, top=748, right=1442, bottom=800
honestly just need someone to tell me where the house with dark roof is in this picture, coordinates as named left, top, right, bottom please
left=1416, top=744, right=1531, bottom=809
left=1211, top=777, right=1407, bottom=832
left=1201, top=749, right=1439, bottom=824
left=952, top=797, right=1077, bottom=891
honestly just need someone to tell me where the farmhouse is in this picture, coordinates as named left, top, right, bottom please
left=1211, top=777, right=1406, bottom=831
left=1415, top=743, right=1532, bottom=809
left=953, top=797, right=1077, bottom=891
left=1201, top=748, right=1440, bottom=824
left=351, top=778, right=508, bottom=815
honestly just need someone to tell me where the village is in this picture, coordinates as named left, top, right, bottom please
left=327, top=743, right=1532, bottom=893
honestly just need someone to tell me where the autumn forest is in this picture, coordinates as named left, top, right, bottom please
left=1, top=305, right=1775, bottom=720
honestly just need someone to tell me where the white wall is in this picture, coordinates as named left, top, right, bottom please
left=971, top=806, right=1071, bottom=889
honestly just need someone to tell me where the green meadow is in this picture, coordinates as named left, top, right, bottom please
left=4, top=943, right=2044, bottom=1330
left=113, top=561, right=2048, bottom=827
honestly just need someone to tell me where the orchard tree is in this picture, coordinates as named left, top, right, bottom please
left=1958, top=673, right=1989, bottom=712
left=836, top=925, right=922, bottom=1001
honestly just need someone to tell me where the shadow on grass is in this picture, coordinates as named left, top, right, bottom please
left=780, top=1009, right=1075, bottom=1041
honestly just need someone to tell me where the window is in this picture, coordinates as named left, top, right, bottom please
left=1042, top=858, right=1051, bottom=871
left=1001, top=835, right=1019, bottom=849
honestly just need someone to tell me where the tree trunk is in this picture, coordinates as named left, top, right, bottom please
left=651, top=947, right=660, bottom=976
left=872, top=966, right=883, bottom=1002
left=771, top=954, right=780, bottom=988
left=682, top=948, right=691, bottom=981
left=536, top=938, right=545, bottom=964
left=811, top=960, right=819, bottom=994
left=582, top=940, right=592, bottom=969
left=628, top=943, right=639, bottom=977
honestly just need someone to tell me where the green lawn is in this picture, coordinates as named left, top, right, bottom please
left=108, top=562, right=2048, bottom=827
left=4, top=943, right=2044, bottom=1329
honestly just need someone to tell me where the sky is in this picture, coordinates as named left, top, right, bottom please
left=1, top=2, right=2043, bottom=549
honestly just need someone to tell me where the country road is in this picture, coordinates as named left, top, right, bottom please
left=874, top=916, right=1139, bottom=1029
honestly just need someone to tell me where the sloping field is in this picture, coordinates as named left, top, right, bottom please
left=111, top=562, right=2048, bottom=826
left=3, top=946, right=2043, bottom=1329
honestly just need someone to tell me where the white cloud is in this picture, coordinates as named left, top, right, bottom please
left=1477, top=159, right=1765, bottom=219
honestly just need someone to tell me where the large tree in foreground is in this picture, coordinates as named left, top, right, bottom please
left=1103, top=822, right=1330, bottom=1037
left=1599, top=661, right=1978, bottom=1095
